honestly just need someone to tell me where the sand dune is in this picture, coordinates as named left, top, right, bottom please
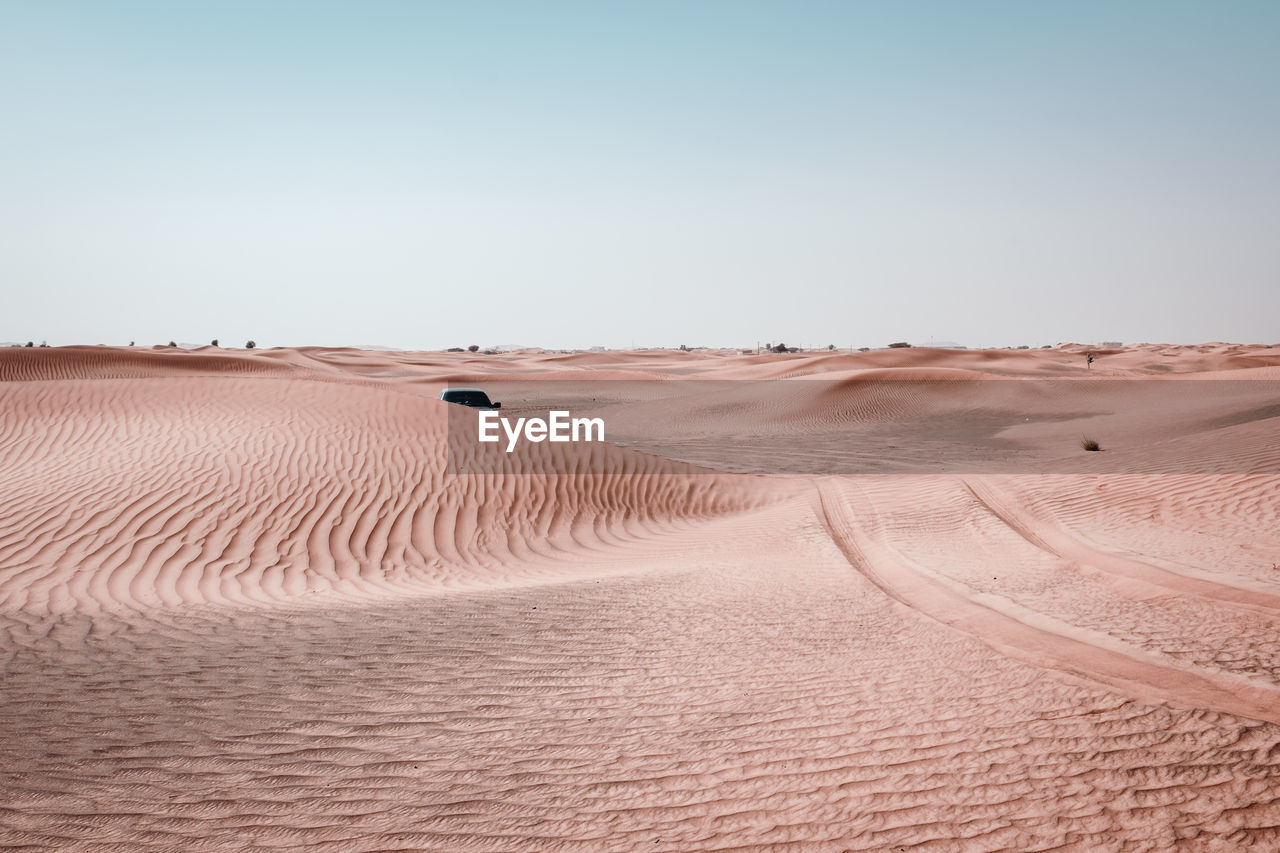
left=3, top=344, right=1280, bottom=850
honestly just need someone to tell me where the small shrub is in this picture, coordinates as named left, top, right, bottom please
left=857, top=346, right=870, bottom=352
left=1081, top=437, right=1101, bottom=452
left=828, top=344, right=836, bottom=351
left=468, top=344, right=479, bottom=352
left=246, top=340, right=256, bottom=349
left=446, top=347, right=464, bottom=352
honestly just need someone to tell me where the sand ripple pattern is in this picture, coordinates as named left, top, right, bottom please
left=0, top=375, right=765, bottom=624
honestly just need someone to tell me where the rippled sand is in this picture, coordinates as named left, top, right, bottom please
left=3, top=343, right=1280, bottom=851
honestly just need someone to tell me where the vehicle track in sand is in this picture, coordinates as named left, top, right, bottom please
left=814, top=477, right=1280, bottom=726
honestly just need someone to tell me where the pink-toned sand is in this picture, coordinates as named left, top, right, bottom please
left=2, top=342, right=1279, bottom=851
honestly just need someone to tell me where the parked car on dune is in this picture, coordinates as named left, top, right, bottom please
left=438, top=388, right=501, bottom=410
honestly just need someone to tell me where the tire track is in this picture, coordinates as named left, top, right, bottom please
left=814, top=477, right=1280, bottom=726
left=964, top=476, right=1280, bottom=617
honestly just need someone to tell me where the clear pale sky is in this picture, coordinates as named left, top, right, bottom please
left=3, top=1, right=1277, bottom=350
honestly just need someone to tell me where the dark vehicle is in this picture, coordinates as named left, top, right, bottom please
left=439, top=388, right=501, bottom=410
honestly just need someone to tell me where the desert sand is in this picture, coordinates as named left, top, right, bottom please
left=2, top=342, right=1280, bottom=851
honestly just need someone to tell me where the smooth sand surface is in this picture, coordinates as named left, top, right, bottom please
left=2, top=343, right=1280, bottom=850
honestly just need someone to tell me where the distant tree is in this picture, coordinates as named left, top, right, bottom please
left=246, top=340, right=256, bottom=349
left=770, top=343, right=789, bottom=353
left=468, top=344, right=479, bottom=352
left=446, top=347, right=464, bottom=352
left=168, top=341, right=177, bottom=347
left=857, top=347, right=870, bottom=352
left=828, top=344, right=836, bottom=351
left=39, top=341, right=49, bottom=348
left=24, top=341, right=33, bottom=347
left=129, top=341, right=135, bottom=346
left=679, top=344, right=689, bottom=351
left=211, top=339, right=218, bottom=347
left=888, top=341, right=911, bottom=348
